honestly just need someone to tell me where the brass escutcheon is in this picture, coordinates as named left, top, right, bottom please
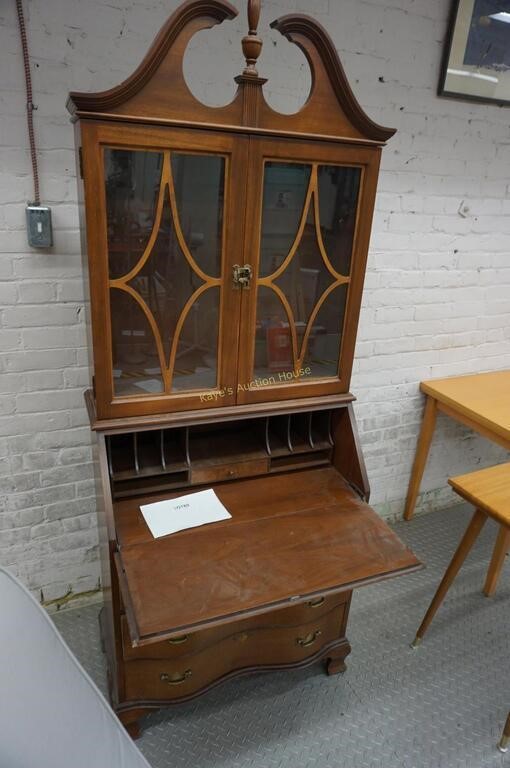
left=233, top=264, right=253, bottom=289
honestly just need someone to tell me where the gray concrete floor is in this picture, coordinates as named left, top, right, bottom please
left=54, top=503, right=510, bottom=768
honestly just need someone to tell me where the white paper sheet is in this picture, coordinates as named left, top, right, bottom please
left=140, top=488, right=232, bottom=539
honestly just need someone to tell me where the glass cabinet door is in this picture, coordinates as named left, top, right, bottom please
left=105, top=149, right=224, bottom=397
left=237, top=140, right=380, bottom=404
left=85, top=125, right=246, bottom=418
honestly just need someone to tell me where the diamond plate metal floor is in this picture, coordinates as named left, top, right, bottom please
left=53, top=504, right=509, bottom=768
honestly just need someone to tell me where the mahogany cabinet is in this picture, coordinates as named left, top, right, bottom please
left=69, top=0, right=420, bottom=737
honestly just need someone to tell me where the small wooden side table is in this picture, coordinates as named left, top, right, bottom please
left=412, top=463, right=510, bottom=754
left=404, top=371, right=510, bottom=521
left=412, top=462, right=510, bottom=649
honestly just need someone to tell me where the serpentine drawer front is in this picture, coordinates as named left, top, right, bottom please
left=123, top=608, right=348, bottom=701
left=121, top=593, right=350, bottom=662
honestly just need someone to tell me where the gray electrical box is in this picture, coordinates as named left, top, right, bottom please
left=26, top=205, right=53, bottom=248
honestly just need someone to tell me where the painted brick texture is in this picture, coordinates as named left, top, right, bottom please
left=0, top=0, right=509, bottom=601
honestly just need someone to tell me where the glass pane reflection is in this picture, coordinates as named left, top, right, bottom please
left=259, top=162, right=311, bottom=277
left=302, top=284, right=348, bottom=378
left=105, top=148, right=225, bottom=397
left=318, top=165, right=360, bottom=276
left=131, top=188, right=201, bottom=363
left=254, top=286, right=293, bottom=379
left=254, top=161, right=360, bottom=383
left=274, top=202, right=334, bottom=345
left=171, top=153, right=224, bottom=278
left=110, top=288, right=164, bottom=397
left=173, top=287, right=219, bottom=391
left=105, top=149, right=163, bottom=280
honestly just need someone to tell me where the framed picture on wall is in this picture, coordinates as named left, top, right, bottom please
left=439, top=0, right=510, bottom=105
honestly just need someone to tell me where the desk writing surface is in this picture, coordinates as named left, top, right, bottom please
left=115, top=467, right=379, bottom=548
left=420, top=371, right=510, bottom=443
left=115, top=467, right=421, bottom=645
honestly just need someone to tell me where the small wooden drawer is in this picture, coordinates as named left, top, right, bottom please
left=273, top=592, right=350, bottom=626
left=123, top=608, right=347, bottom=701
left=121, top=592, right=350, bottom=661
left=191, top=458, right=268, bottom=485
left=121, top=615, right=240, bottom=661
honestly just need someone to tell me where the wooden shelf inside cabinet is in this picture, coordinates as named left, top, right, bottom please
left=189, top=421, right=267, bottom=466
left=107, top=428, right=191, bottom=499
left=265, top=411, right=333, bottom=471
left=107, top=429, right=190, bottom=480
left=107, top=407, right=343, bottom=499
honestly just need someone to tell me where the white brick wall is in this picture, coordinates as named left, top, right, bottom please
left=1, top=0, right=509, bottom=602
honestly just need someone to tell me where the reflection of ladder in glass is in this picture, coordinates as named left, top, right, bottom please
left=296, top=266, right=319, bottom=353
left=176, top=230, right=213, bottom=365
left=144, top=271, right=207, bottom=364
left=175, top=302, right=210, bottom=360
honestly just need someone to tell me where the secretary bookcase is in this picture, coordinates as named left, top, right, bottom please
left=69, top=0, right=420, bottom=737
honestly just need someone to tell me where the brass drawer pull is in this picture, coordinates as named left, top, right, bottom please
left=307, top=597, right=325, bottom=609
left=296, top=630, right=322, bottom=648
left=167, top=634, right=188, bottom=645
left=160, top=670, right=192, bottom=685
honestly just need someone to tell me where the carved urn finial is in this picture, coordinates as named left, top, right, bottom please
left=241, top=0, right=262, bottom=77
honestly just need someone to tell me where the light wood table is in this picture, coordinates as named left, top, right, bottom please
left=412, top=462, right=510, bottom=644
left=411, top=461, right=510, bottom=754
left=404, top=370, right=510, bottom=521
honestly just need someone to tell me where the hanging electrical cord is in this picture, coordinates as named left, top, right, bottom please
left=16, top=0, right=40, bottom=206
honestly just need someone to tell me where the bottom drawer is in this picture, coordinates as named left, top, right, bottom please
left=123, top=605, right=347, bottom=701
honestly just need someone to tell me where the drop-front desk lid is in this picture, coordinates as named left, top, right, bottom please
left=114, top=467, right=421, bottom=647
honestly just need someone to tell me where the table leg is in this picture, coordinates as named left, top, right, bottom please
left=412, top=508, right=486, bottom=646
left=404, top=396, right=438, bottom=520
left=498, top=711, right=510, bottom=753
left=483, top=526, right=510, bottom=597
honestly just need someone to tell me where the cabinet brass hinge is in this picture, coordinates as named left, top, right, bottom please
left=233, top=264, right=253, bottom=289
left=78, top=147, right=84, bottom=179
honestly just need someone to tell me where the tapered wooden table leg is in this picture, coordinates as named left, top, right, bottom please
left=412, top=508, right=486, bottom=646
left=483, top=527, right=510, bottom=597
left=498, top=711, right=510, bottom=753
left=404, top=397, right=438, bottom=521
